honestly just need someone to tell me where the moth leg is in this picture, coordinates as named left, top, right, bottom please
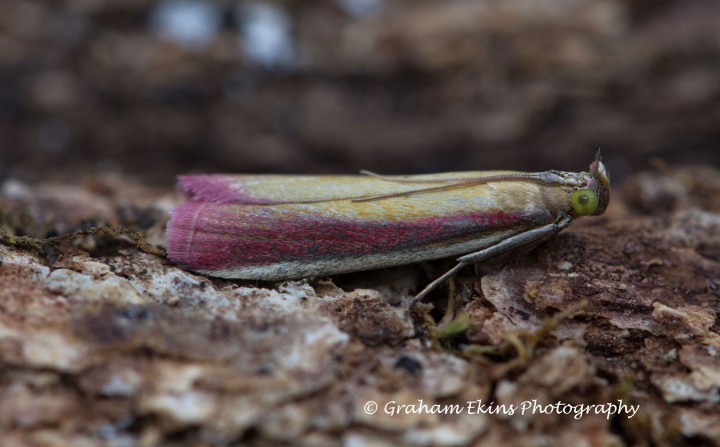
left=413, top=216, right=573, bottom=303
left=412, top=263, right=467, bottom=304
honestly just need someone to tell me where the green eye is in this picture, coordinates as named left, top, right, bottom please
left=571, top=189, right=599, bottom=216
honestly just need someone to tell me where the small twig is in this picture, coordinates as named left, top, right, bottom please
left=464, top=299, right=589, bottom=366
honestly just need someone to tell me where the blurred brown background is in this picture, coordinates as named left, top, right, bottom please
left=1, top=0, right=719, bottom=185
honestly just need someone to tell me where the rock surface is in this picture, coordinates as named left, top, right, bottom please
left=1, top=166, right=718, bottom=446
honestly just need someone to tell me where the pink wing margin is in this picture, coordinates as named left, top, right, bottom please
left=179, top=175, right=280, bottom=205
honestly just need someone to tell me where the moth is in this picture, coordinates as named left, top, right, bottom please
left=167, top=153, right=610, bottom=299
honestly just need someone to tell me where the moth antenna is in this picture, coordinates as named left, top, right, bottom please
left=360, top=170, right=479, bottom=184
left=353, top=173, right=566, bottom=203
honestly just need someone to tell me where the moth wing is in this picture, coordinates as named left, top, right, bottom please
left=166, top=199, right=536, bottom=280
left=178, top=172, right=514, bottom=205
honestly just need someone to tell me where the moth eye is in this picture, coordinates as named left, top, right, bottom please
left=571, top=189, right=599, bottom=216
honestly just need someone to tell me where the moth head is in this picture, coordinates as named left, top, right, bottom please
left=571, top=151, right=610, bottom=217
